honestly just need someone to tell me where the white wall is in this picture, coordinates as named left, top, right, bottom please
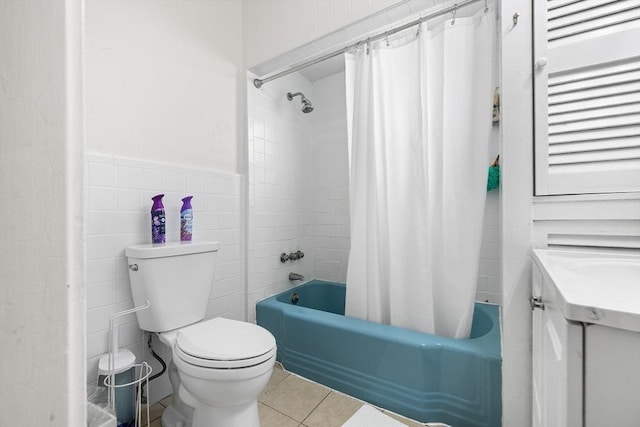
left=85, top=0, right=243, bottom=173
left=499, top=0, right=535, bottom=425
left=242, top=0, right=402, bottom=68
left=85, top=154, right=245, bottom=402
left=0, top=0, right=85, bottom=425
left=83, top=0, right=247, bottom=404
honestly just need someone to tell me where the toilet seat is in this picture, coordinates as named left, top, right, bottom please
left=175, top=317, right=276, bottom=369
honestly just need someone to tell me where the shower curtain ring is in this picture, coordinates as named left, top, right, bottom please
left=385, top=31, right=390, bottom=47
left=451, top=4, right=457, bottom=25
left=484, top=0, right=489, bottom=13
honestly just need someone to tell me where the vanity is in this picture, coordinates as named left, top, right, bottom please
left=531, top=249, right=640, bottom=427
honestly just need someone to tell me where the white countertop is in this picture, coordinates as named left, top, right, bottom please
left=532, top=249, right=640, bottom=333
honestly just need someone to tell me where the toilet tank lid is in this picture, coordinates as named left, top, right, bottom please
left=126, top=241, right=219, bottom=259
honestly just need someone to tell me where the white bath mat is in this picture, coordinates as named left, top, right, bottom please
left=342, top=404, right=408, bottom=427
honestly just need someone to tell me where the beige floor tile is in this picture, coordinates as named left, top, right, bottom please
left=258, top=403, right=300, bottom=427
left=303, top=391, right=364, bottom=427
left=160, top=394, right=174, bottom=408
left=149, top=418, right=162, bottom=427
left=139, top=402, right=164, bottom=425
left=383, top=409, right=426, bottom=426
left=259, top=374, right=331, bottom=422
left=259, top=363, right=291, bottom=401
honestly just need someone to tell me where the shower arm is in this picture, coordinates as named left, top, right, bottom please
left=253, top=0, right=483, bottom=88
left=287, top=92, right=304, bottom=101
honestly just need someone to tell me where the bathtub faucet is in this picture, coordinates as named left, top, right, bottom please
left=289, top=272, right=305, bottom=281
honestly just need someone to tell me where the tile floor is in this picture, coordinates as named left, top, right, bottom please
left=141, top=362, right=428, bottom=427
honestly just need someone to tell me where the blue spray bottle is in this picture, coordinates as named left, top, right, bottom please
left=180, top=196, right=193, bottom=242
left=151, top=194, right=166, bottom=244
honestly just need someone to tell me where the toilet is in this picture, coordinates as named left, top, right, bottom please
left=125, top=241, right=276, bottom=427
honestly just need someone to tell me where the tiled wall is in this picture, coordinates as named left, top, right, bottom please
left=246, top=72, right=315, bottom=322
left=310, top=73, right=351, bottom=282
left=85, top=153, right=244, bottom=403
left=478, top=190, right=501, bottom=304
left=248, top=69, right=501, bottom=311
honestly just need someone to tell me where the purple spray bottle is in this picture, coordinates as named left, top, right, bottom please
left=151, top=194, right=166, bottom=244
left=180, top=196, right=193, bottom=242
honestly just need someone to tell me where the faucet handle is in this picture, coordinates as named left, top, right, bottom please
left=280, top=253, right=290, bottom=263
left=296, top=250, right=304, bottom=259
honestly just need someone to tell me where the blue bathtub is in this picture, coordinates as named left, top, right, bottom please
left=256, top=280, right=501, bottom=427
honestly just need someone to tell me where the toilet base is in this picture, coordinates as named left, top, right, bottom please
left=161, top=404, right=192, bottom=427
left=192, top=400, right=259, bottom=427
left=161, top=393, right=261, bottom=427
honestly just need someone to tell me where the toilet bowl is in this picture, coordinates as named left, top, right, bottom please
left=160, top=317, right=276, bottom=427
left=125, top=242, right=276, bottom=427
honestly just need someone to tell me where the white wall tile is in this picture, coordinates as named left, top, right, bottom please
left=143, top=169, right=166, bottom=191
left=87, top=212, right=122, bottom=236
left=86, top=281, right=118, bottom=310
left=117, top=166, right=143, bottom=189
left=88, top=187, right=118, bottom=211
left=87, top=235, right=118, bottom=260
left=87, top=330, right=109, bottom=359
left=86, top=258, right=118, bottom=285
left=165, top=172, right=185, bottom=192
left=185, top=174, right=204, bottom=194
left=310, top=72, right=350, bottom=283
left=117, top=189, right=143, bottom=211
left=89, top=162, right=117, bottom=187
left=246, top=72, right=315, bottom=323
left=85, top=153, right=245, bottom=402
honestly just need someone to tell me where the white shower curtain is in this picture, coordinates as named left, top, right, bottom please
left=345, top=10, right=495, bottom=339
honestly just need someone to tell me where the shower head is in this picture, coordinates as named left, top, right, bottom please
left=287, top=92, right=314, bottom=113
left=301, top=101, right=314, bottom=114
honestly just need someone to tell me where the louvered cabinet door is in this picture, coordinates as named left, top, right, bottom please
left=534, top=0, right=640, bottom=195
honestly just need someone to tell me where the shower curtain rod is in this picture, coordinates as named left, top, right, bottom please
left=253, top=0, right=484, bottom=88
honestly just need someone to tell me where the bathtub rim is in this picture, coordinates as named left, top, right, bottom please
left=257, top=279, right=501, bottom=360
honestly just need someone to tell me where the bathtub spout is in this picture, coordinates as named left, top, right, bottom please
left=289, top=272, right=305, bottom=281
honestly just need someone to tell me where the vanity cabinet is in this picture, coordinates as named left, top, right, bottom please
left=531, top=258, right=582, bottom=427
left=531, top=250, right=640, bottom=427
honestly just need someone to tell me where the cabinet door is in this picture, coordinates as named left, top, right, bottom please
left=532, top=261, right=583, bottom=427
left=585, top=325, right=640, bottom=427
left=532, top=262, right=546, bottom=426
left=533, top=0, right=640, bottom=195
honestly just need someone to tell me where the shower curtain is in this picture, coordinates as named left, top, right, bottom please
left=344, top=10, right=495, bottom=339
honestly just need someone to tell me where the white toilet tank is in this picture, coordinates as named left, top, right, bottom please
left=125, top=241, right=219, bottom=332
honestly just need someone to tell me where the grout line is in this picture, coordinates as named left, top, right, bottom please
left=299, top=389, right=332, bottom=425
left=259, top=402, right=300, bottom=425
